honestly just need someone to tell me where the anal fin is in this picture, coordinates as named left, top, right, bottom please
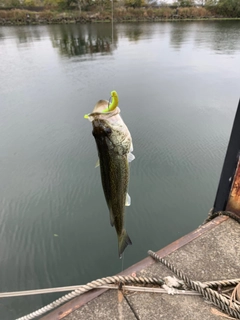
left=125, top=193, right=131, bottom=206
left=109, top=208, right=115, bottom=226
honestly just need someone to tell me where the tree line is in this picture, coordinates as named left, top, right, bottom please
left=0, top=0, right=239, bottom=17
left=176, top=0, right=240, bottom=17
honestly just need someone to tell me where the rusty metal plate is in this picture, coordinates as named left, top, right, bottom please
left=226, top=159, right=240, bottom=217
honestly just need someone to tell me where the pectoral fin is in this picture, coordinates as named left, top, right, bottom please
left=125, top=193, right=131, bottom=206
left=127, top=152, right=135, bottom=163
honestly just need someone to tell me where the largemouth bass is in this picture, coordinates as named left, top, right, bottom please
left=85, top=94, right=134, bottom=257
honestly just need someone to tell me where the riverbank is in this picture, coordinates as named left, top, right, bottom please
left=0, top=7, right=239, bottom=25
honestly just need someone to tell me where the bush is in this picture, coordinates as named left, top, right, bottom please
left=124, top=0, right=145, bottom=8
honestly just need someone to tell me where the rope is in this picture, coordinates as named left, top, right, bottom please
left=202, top=209, right=240, bottom=225
left=15, top=275, right=164, bottom=320
left=148, top=250, right=240, bottom=319
left=0, top=284, right=202, bottom=298
left=15, top=273, right=240, bottom=320
left=2, top=278, right=238, bottom=299
left=14, top=247, right=240, bottom=319
left=203, top=279, right=240, bottom=288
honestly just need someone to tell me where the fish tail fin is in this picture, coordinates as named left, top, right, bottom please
left=118, top=229, right=132, bottom=258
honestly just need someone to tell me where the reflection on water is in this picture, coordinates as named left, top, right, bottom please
left=12, top=26, right=42, bottom=45
left=193, top=21, right=240, bottom=54
left=1, top=22, right=240, bottom=56
left=169, top=21, right=240, bottom=54
left=124, top=24, right=144, bottom=42
left=170, top=22, right=189, bottom=49
left=49, top=24, right=118, bottom=57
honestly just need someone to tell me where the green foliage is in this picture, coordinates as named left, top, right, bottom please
left=43, top=0, right=78, bottom=10
left=124, top=0, right=145, bottom=8
left=206, top=0, right=240, bottom=17
left=1, top=0, right=240, bottom=19
left=217, top=0, right=240, bottom=16
left=10, top=0, right=21, bottom=7
left=0, top=0, right=44, bottom=7
left=44, top=0, right=63, bottom=8
left=205, top=0, right=218, bottom=5
left=23, top=0, right=35, bottom=5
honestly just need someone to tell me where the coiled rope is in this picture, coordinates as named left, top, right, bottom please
left=15, top=275, right=164, bottom=320
left=148, top=250, right=240, bottom=319
left=202, top=209, right=240, bottom=225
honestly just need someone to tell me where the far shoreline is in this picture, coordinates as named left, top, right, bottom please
left=1, top=4, right=240, bottom=26
left=1, top=14, right=240, bottom=26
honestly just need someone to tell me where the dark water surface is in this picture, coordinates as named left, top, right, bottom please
left=0, top=21, right=240, bottom=319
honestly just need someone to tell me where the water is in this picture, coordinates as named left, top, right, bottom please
left=0, top=21, right=240, bottom=319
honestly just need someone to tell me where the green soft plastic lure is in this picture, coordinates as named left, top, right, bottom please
left=84, top=90, right=119, bottom=119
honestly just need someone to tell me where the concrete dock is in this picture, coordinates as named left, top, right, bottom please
left=42, top=215, right=240, bottom=320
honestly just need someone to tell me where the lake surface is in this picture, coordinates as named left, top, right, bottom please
left=0, top=21, right=240, bottom=319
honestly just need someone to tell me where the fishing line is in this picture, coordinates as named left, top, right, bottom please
left=121, top=252, right=125, bottom=272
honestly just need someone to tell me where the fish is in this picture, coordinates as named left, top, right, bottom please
left=85, top=92, right=134, bottom=258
